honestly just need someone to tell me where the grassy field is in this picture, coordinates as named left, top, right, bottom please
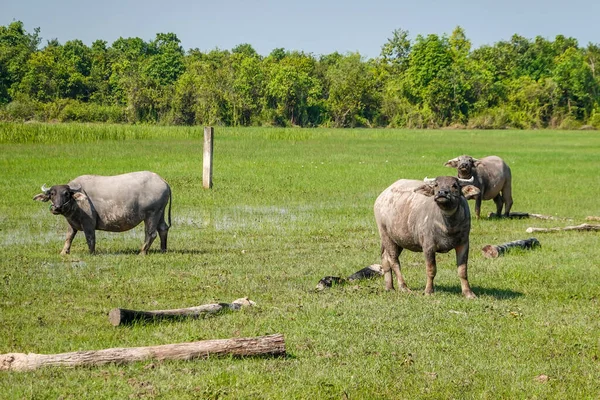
left=0, top=124, right=599, bottom=399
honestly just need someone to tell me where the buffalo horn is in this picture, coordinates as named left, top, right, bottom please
left=423, top=177, right=436, bottom=183
left=41, top=184, right=50, bottom=193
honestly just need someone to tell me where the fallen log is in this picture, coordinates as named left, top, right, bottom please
left=586, top=216, right=600, bottom=222
left=481, top=238, right=541, bottom=258
left=526, top=224, right=600, bottom=233
left=109, top=297, right=255, bottom=326
left=487, top=212, right=564, bottom=220
left=0, top=334, right=285, bottom=372
left=316, top=264, right=383, bottom=290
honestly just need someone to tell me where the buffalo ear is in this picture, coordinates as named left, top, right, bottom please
left=33, top=193, right=50, bottom=202
left=72, top=192, right=87, bottom=201
left=414, top=184, right=435, bottom=197
left=461, top=185, right=480, bottom=200
left=472, top=158, right=481, bottom=167
left=444, top=158, right=459, bottom=168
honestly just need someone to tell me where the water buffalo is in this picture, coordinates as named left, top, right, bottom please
left=444, top=155, right=513, bottom=218
left=374, top=176, right=480, bottom=298
left=33, top=171, right=171, bottom=255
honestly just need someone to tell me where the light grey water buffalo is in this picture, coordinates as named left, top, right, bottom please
left=33, top=171, right=171, bottom=255
left=444, top=155, right=513, bottom=218
left=374, top=176, right=480, bottom=298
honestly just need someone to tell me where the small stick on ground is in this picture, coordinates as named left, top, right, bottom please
left=0, top=334, right=285, bottom=372
left=109, top=297, right=255, bottom=326
left=526, top=224, right=600, bottom=233
left=481, top=238, right=541, bottom=258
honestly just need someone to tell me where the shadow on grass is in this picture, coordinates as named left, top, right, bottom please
left=435, top=284, right=523, bottom=299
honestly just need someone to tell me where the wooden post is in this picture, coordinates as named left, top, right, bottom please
left=0, top=334, right=285, bottom=372
left=203, top=126, right=214, bottom=189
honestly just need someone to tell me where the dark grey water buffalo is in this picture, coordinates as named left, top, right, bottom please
left=444, top=155, right=513, bottom=218
left=374, top=176, right=480, bottom=298
left=33, top=171, right=171, bottom=255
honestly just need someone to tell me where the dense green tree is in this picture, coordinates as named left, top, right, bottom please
left=263, top=51, right=322, bottom=126
left=17, top=41, right=66, bottom=102
left=0, top=21, right=40, bottom=103
left=552, top=47, right=597, bottom=120
left=325, top=53, right=378, bottom=127
left=146, top=33, right=185, bottom=86
left=380, top=28, right=411, bottom=73
left=89, top=40, right=113, bottom=104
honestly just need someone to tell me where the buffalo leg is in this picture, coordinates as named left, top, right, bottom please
left=502, top=182, right=513, bottom=217
left=381, top=243, right=408, bottom=292
left=474, top=194, right=483, bottom=219
left=141, top=230, right=157, bottom=255
left=60, top=224, right=78, bottom=255
left=157, top=215, right=169, bottom=253
left=493, top=194, right=504, bottom=217
left=423, top=251, right=437, bottom=295
left=82, top=228, right=96, bottom=254
left=141, top=217, right=159, bottom=255
left=455, top=244, right=475, bottom=298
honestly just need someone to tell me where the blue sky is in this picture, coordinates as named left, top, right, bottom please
left=2, top=0, right=599, bottom=58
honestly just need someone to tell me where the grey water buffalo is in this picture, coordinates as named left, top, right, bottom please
left=444, top=155, right=513, bottom=218
left=374, top=176, right=480, bottom=298
left=33, top=171, right=171, bottom=255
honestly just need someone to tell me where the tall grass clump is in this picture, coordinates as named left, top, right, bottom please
left=0, top=122, right=207, bottom=144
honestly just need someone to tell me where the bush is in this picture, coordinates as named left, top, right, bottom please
left=0, top=98, right=38, bottom=121
left=557, top=116, right=582, bottom=130
left=57, top=100, right=126, bottom=123
left=588, top=108, right=600, bottom=129
left=467, top=108, right=512, bottom=129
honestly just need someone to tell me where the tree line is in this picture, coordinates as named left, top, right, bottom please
left=1, top=21, right=599, bottom=129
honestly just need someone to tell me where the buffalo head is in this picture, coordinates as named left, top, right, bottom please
left=415, top=176, right=479, bottom=214
left=33, top=183, right=84, bottom=215
left=444, top=155, right=481, bottom=179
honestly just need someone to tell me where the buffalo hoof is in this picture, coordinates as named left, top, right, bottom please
left=463, top=291, right=477, bottom=299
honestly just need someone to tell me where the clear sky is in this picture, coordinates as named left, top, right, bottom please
left=2, top=0, right=599, bottom=58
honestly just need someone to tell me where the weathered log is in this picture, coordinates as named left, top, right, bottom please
left=0, top=334, right=285, bottom=372
left=586, top=216, right=600, bottom=222
left=315, top=276, right=345, bottom=290
left=347, top=264, right=384, bottom=281
left=487, top=212, right=563, bottom=220
left=316, top=264, right=383, bottom=290
left=526, top=224, right=600, bottom=233
left=109, top=297, right=255, bottom=326
left=481, top=238, right=541, bottom=258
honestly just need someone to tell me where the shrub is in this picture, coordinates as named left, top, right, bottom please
left=0, top=98, right=38, bottom=121
left=588, top=108, right=600, bottom=129
left=558, top=116, right=582, bottom=130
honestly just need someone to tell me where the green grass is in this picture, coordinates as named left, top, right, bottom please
left=0, top=124, right=599, bottom=399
